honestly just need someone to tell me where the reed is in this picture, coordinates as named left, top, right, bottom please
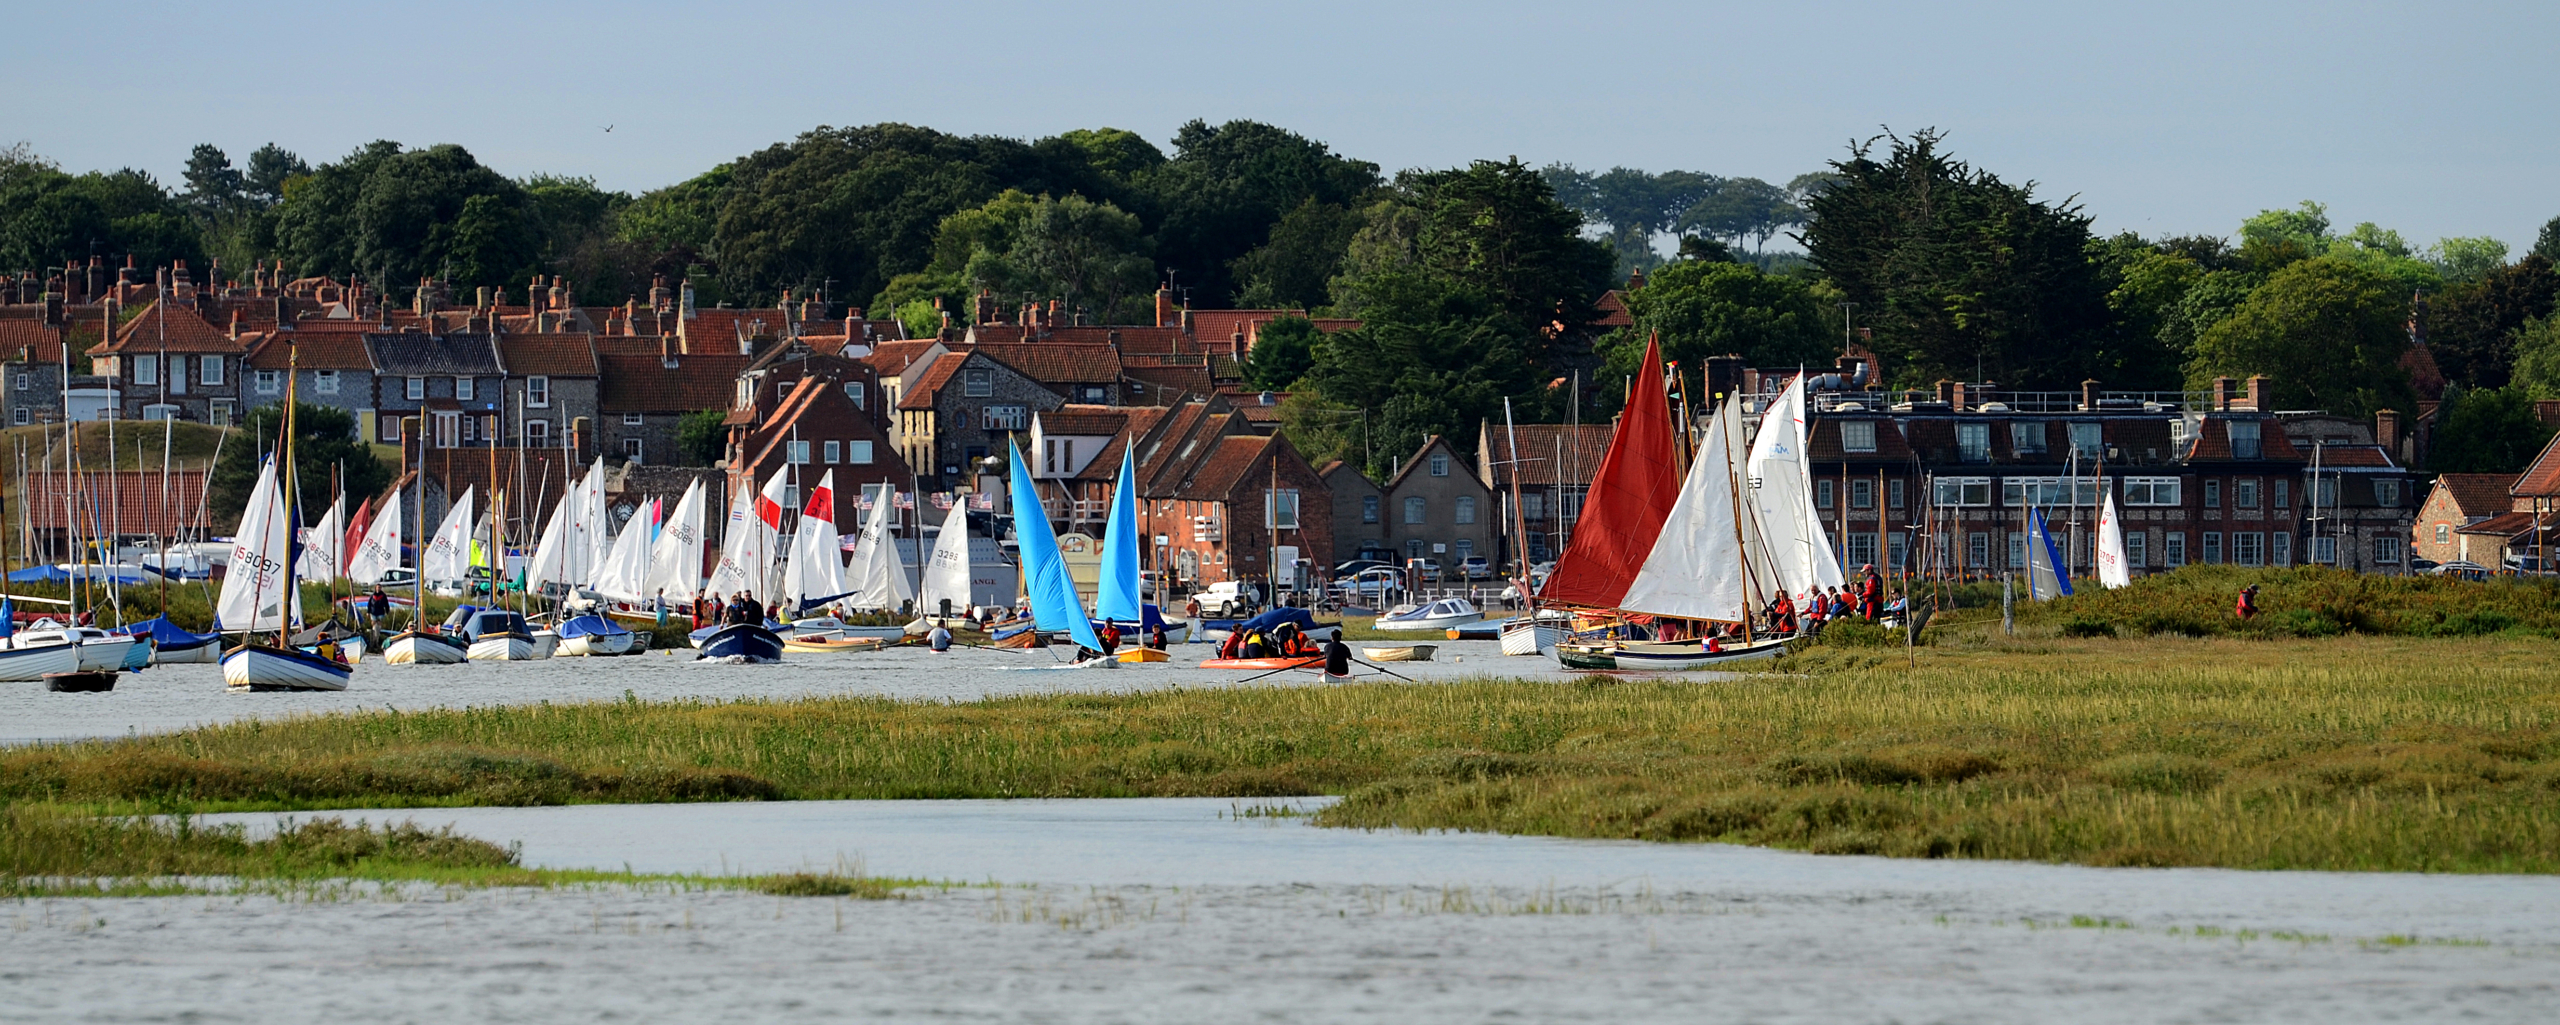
left=4, top=633, right=2556, bottom=872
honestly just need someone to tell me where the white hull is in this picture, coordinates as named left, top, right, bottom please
left=1372, top=613, right=1481, bottom=633
left=0, top=642, right=82, bottom=681
left=74, top=637, right=138, bottom=673
left=557, top=632, right=639, bottom=656
left=221, top=644, right=354, bottom=691
left=1498, top=617, right=1571, bottom=656
left=384, top=632, right=468, bottom=665
left=339, top=636, right=368, bottom=663
left=529, top=630, right=559, bottom=659
left=1607, top=638, right=1788, bottom=671
left=467, top=634, right=536, bottom=660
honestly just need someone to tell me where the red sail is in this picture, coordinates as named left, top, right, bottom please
left=1538, top=335, right=1679, bottom=609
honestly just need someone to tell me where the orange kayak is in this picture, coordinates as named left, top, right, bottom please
left=1200, top=656, right=1324, bottom=671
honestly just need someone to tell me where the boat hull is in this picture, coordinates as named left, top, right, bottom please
left=221, top=643, right=354, bottom=691
left=1114, top=647, right=1169, bottom=663
left=1372, top=613, right=1481, bottom=633
left=528, top=630, right=558, bottom=659
left=1200, top=656, right=1324, bottom=671
left=1362, top=644, right=1436, bottom=662
left=1554, top=643, right=1618, bottom=670
left=694, top=624, right=784, bottom=663
left=74, top=637, right=137, bottom=673
left=0, top=643, right=83, bottom=681
left=384, top=631, right=469, bottom=665
left=1562, top=637, right=1788, bottom=672
left=152, top=637, right=221, bottom=664
left=466, top=632, right=537, bottom=660
left=1498, top=617, right=1571, bottom=656
left=558, top=632, right=639, bottom=656
left=782, top=635, right=886, bottom=654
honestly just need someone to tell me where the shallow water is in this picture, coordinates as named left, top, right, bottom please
left=13, top=798, right=2554, bottom=1023
left=0, top=638, right=1564, bottom=744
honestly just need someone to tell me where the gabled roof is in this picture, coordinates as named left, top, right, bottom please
left=1593, top=290, right=1635, bottom=328
left=364, top=332, right=502, bottom=376
left=2454, top=510, right=2553, bottom=538
left=497, top=332, right=601, bottom=377
left=1073, top=407, right=1172, bottom=484
left=2433, top=472, right=2522, bottom=512
left=1122, top=362, right=1213, bottom=402
left=1806, top=414, right=1916, bottom=461
left=1178, top=434, right=1274, bottom=500
left=2183, top=414, right=2305, bottom=462
left=897, top=352, right=971, bottom=411
left=0, top=320, right=71, bottom=363
left=970, top=342, right=1122, bottom=386
left=2514, top=433, right=2560, bottom=498
left=2310, top=445, right=2398, bottom=469
left=1036, top=404, right=1129, bottom=436
left=98, top=300, right=241, bottom=354
left=1383, top=435, right=1465, bottom=490
left=864, top=339, right=949, bottom=377
left=597, top=352, right=749, bottom=412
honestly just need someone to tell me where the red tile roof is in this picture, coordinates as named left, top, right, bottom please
left=1178, top=434, right=1273, bottom=499
left=498, top=332, right=601, bottom=376
left=1122, top=362, right=1214, bottom=402
left=97, top=301, right=241, bottom=354
left=897, top=352, right=970, bottom=411
left=863, top=339, right=948, bottom=376
left=970, top=342, right=1123, bottom=386
left=2434, top=472, right=2522, bottom=512
left=1036, top=405, right=1129, bottom=436
left=2313, top=445, right=2398, bottom=468
left=2454, top=510, right=2552, bottom=538
left=2513, top=434, right=2560, bottom=498
left=597, top=352, right=749, bottom=412
left=24, top=469, right=206, bottom=534
left=0, top=320, right=70, bottom=363
left=1480, top=423, right=1614, bottom=488
left=1594, top=290, right=1635, bottom=329
left=244, top=331, right=373, bottom=370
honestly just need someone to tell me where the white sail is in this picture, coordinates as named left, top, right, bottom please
left=2096, top=490, right=2130, bottom=589
left=346, top=490, right=403, bottom=585
left=1746, top=375, right=1846, bottom=598
left=782, top=471, right=848, bottom=614
left=577, top=459, right=610, bottom=588
left=423, top=486, right=475, bottom=587
left=643, top=480, right=706, bottom=601
left=2025, top=508, right=2073, bottom=600
left=1621, top=394, right=1766, bottom=623
left=707, top=468, right=788, bottom=598
left=846, top=484, right=913, bottom=612
left=918, top=504, right=973, bottom=616
left=526, top=494, right=573, bottom=595
left=591, top=497, right=657, bottom=603
left=298, top=493, right=346, bottom=584
left=705, top=480, right=758, bottom=596
left=215, top=456, right=293, bottom=633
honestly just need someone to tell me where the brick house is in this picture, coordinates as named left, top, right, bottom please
left=496, top=331, right=603, bottom=454
left=243, top=329, right=375, bottom=431
left=362, top=331, right=507, bottom=449
left=727, top=362, right=913, bottom=537
left=1095, top=396, right=1331, bottom=591
left=90, top=299, right=251, bottom=424
left=1475, top=422, right=1611, bottom=571
left=1318, top=460, right=1386, bottom=566
left=1378, top=435, right=1495, bottom=575
left=2414, top=473, right=2521, bottom=566
left=596, top=346, right=749, bottom=465
left=893, top=349, right=1062, bottom=487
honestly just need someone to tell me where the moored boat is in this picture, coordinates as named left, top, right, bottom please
left=528, top=629, right=558, bottom=659
left=0, top=641, right=82, bottom=681
left=693, top=622, right=784, bottom=663
left=222, top=642, right=352, bottom=691
left=781, top=633, right=885, bottom=653
left=462, top=609, right=539, bottom=661
left=553, top=614, right=637, bottom=656
left=120, top=616, right=221, bottom=664
left=1373, top=598, right=1482, bottom=633
left=384, top=630, right=469, bottom=664
left=1200, top=655, right=1324, bottom=671
left=1497, top=610, right=1575, bottom=656
left=1114, top=647, right=1169, bottom=663
left=1362, top=644, right=1436, bottom=662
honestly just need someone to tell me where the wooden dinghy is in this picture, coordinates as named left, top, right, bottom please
left=1114, top=647, right=1169, bottom=663
left=1361, top=644, right=1437, bottom=662
left=782, top=634, right=887, bottom=654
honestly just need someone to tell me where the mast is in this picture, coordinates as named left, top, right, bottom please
left=412, top=414, right=426, bottom=627
left=276, top=340, right=298, bottom=649
left=1501, top=398, right=1532, bottom=621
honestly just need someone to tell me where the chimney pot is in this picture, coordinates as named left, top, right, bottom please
left=2080, top=378, right=2101, bottom=411
left=2243, top=374, right=2270, bottom=412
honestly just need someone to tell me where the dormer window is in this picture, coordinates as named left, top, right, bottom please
left=1841, top=420, right=1877, bottom=453
left=2228, top=420, right=2262, bottom=460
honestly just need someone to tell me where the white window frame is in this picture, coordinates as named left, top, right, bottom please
left=2123, top=477, right=2182, bottom=506
left=1428, top=454, right=1449, bottom=477
left=2312, top=535, right=2337, bottom=564
left=1265, top=489, right=1301, bottom=530
left=1850, top=478, right=1875, bottom=510
left=1403, top=496, right=1426, bottom=525
left=1455, top=496, right=1477, bottom=525
left=624, top=412, right=644, bottom=427
left=848, top=440, right=874, bottom=464
left=2010, top=421, right=2046, bottom=457
left=132, top=356, right=155, bottom=387
left=2272, top=532, right=2291, bottom=567
left=1957, top=423, right=1991, bottom=463
left=313, top=369, right=338, bottom=395
left=2009, top=532, right=2028, bottom=569
left=406, top=376, right=425, bottom=401
left=788, top=440, right=812, bottom=464
left=526, top=419, right=550, bottom=449
left=1841, top=420, right=1877, bottom=453
left=2201, top=531, right=2223, bottom=564
left=2125, top=531, right=2147, bottom=569
left=2164, top=532, right=2186, bottom=567
left=2228, top=420, right=2262, bottom=460
left=2374, top=479, right=2400, bottom=506
left=527, top=375, right=549, bottom=408
left=2372, top=535, right=2401, bottom=564
left=200, top=356, right=222, bottom=387
left=846, top=382, right=865, bottom=410
left=254, top=369, right=282, bottom=395
left=1933, top=476, right=1993, bottom=507
left=455, top=376, right=474, bottom=402
left=823, top=440, right=841, bottom=464
left=1816, top=479, right=1835, bottom=509
left=2069, top=422, right=2103, bottom=459
left=623, top=437, right=644, bottom=461
left=2232, top=531, right=2264, bottom=567
left=2234, top=478, right=2261, bottom=509
left=982, top=405, right=1027, bottom=431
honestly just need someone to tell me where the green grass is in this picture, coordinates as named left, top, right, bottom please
left=6, top=633, right=2558, bottom=873
left=2000, top=564, right=2560, bottom=639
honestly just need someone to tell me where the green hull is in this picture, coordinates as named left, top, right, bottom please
left=1556, top=644, right=1618, bottom=670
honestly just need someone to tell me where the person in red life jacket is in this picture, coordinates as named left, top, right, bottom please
left=1770, top=592, right=1796, bottom=635
left=1098, top=622, right=1121, bottom=655
left=2235, top=584, right=2260, bottom=621
left=1218, top=628, right=1244, bottom=660
left=1858, top=566, right=1883, bottom=620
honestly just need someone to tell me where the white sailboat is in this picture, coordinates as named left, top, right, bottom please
left=218, top=394, right=356, bottom=691
left=845, top=482, right=914, bottom=614
left=346, top=490, right=402, bottom=585
left=643, top=479, right=707, bottom=608
left=592, top=496, right=658, bottom=605
left=913, top=501, right=975, bottom=627
left=1746, top=373, right=1846, bottom=600
left=422, top=486, right=475, bottom=596
left=2025, top=508, right=2073, bottom=601
left=2096, top=490, right=2130, bottom=589
left=782, top=471, right=847, bottom=618
left=298, top=491, right=345, bottom=584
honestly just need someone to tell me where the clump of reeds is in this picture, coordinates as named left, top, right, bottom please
left=2013, top=564, right=2560, bottom=639
left=750, top=872, right=900, bottom=898
left=0, top=809, right=516, bottom=894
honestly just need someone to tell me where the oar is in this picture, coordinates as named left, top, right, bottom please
left=1344, top=655, right=1415, bottom=682
left=1236, top=656, right=1324, bottom=685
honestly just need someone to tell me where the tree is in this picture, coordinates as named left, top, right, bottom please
left=1677, top=176, right=1802, bottom=256
left=2429, top=384, right=2555, bottom=473
left=1540, top=165, right=1719, bottom=274
left=243, top=144, right=308, bottom=206
left=2186, top=258, right=2416, bottom=419
left=2508, top=314, right=2560, bottom=399
left=873, top=189, right=1155, bottom=324
left=270, top=141, right=528, bottom=292
left=1229, top=198, right=1362, bottom=309
left=2536, top=215, right=2560, bottom=265
left=182, top=144, right=244, bottom=212
left=209, top=403, right=394, bottom=528
left=1143, top=119, right=1380, bottom=304
left=1332, top=158, right=1613, bottom=339
left=1303, top=316, right=1539, bottom=479
left=1240, top=316, right=1319, bottom=389
left=1591, top=259, right=1832, bottom=412
left=2426, top=254, right=2559, bottom=388
left=2428, top=236, right=2510, bottom=283
left=676, top=409, right=728, bottom=466
left=1801, top=129, right=2112, bottom=389
left=0, top=145, right=206, bottom=275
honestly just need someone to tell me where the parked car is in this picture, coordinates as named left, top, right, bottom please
left=1192, top=580, right=1266, bottom=617
left=1458, top=556, right=1493, bottom=580
left=1409, top=559, right=1442, bottom=583
left=1333, top=559, right=1391, bottom=577
left=1333, top=567, right=1406, bottom=603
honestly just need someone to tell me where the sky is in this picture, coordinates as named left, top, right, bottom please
left=5, top=0, right=2553, bottom=253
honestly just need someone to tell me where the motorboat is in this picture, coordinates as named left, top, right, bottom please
left=383, top=630, right=469, bottom=664
left=693, top=622, right=784, bottom=663
left=222, top=642, right=354, bottom=691
left=688, top=618, right=784, bottom=648
left=1497, top=610, right=1576, bottom=656
left=554, top=614, right=639, bottom=656
left=15, top=625, right=139, bottom=674
left=1372, top=598, right=1483, bottom=633
left=1362, top=644, right=1437, bottom=662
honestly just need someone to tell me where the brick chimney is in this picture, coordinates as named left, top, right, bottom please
left=2210, top=376, right=2236, bottom=411
left=649, top=275, right=672, bottom=313
left=2080, top=378, right=2101, bottom=411
left=118, top=255, right=139, bottom=286
left=972, top=289, right=995, bottom=326
left=2243, top=374, right=2270, bottom=411
left=1950, top=382, right=1969, bottom=412
left=1934, top=379, right=1955, bottom=406
left=1154, top=285, right=1173, bottom=329
left=2375, top=409, right=2401, bottom=453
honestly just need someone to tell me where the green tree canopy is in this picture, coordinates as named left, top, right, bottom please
left=2185, top=258, right=2416, bottom=418
left=0, top=144, right=205, bottom=275
left=270, top=141, right=530, bottom=291
left=676, top=409, right=728, bottom=466
left=1229, top=198, right=1362, bottom=310
left=1801, top=129, right=2112, bottom=389
left=2427, top=254, right=2559, bottom=389
left=209, top=403, right=395, bottom=529
left=1142, top=119, right=1379, bottom=305
left=1590, top=259, right=1833, bottom=412
left=1240, top=315, right=1320, bottom=389
left=2428, top=384, right=2556, bottom=474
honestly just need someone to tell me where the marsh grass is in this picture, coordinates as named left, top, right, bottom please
left=6, top=634, right=2559, bottom=872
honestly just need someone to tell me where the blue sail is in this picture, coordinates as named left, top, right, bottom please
left=1095, top=445, right=1143, bottom=623
left=2026, top=507, right=2074, bottom=601
left=1008, top=440, right=1104, bottom=651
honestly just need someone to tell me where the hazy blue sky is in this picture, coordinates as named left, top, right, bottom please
left=6, top=1, right=2553, bottom=252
